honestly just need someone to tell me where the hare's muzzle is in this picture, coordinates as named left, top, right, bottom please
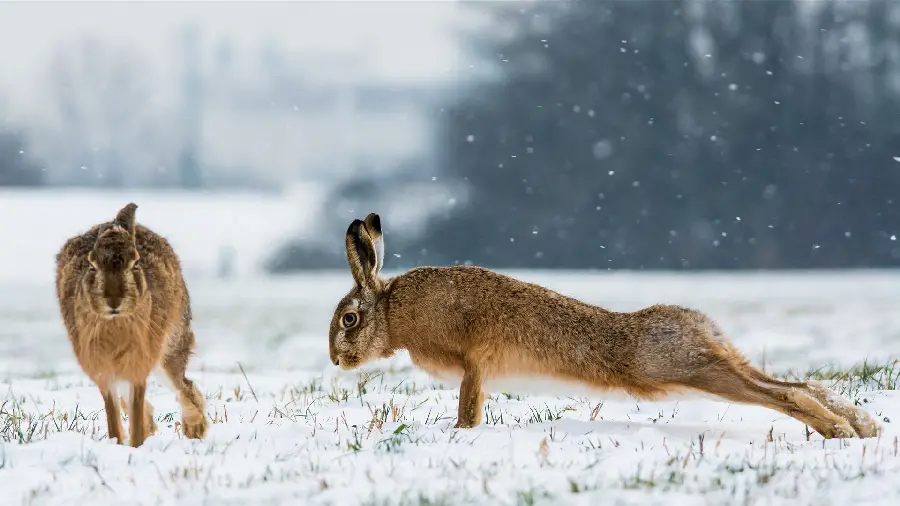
left=329, top=345, right=340, bottom=366
left=104, top=297, right=123, bottom=317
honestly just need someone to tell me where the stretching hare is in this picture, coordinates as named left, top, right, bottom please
left=329, top=214, right=881, bottom=439
left=55, top=203, right=208, bottom=447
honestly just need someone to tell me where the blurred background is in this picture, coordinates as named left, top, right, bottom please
left=1, top=0, right=900, bottom=282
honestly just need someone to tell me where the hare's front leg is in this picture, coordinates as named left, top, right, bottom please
left=101, top=387, right=125, bottom=444
left=129, top=381, right=150, bottom=447
left=455, top=366, right=486, bottom=428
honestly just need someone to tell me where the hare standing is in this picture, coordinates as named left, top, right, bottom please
left=328, top=213, right=881, bottom=439
left=55, top=203, right=208, bottom=447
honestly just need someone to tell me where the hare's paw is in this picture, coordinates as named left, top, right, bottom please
left=144, top=402, right=158, bottom=435
left=145, top=414, right=158, bottom=436
left=453, top=419, right=480, bottom=429
left=806, top=380, right=882, bottom=438
left=181, top=412, right=208, bottom=439
left=818, top=420, right=857, bottom=440
left=849, top=407, right=882, bottom=438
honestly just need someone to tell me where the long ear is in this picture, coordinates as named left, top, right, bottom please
left=363, top=213, right=384, bottom=275
left=345, top=219, right=378, bottom=288
left=114, top=202, right=138, bottom=236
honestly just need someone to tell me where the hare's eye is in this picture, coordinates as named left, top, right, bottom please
left=342, top=312, right=358, bottom=328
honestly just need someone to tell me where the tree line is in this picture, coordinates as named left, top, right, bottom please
left=281, top=0, right=900, bottom=272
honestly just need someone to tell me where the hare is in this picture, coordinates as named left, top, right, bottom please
left=55, top=203, right=208, bottom=447
left=328, top=213, right=881, bottom=440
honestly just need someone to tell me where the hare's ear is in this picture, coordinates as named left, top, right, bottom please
left=345, top=219, right=379, bottom=289
left=363, top=213, right=384, bottom=275
left=113, top=202, right=138, bottom=236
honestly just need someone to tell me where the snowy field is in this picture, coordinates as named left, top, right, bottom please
left=3, top=268, right=900, bottom=506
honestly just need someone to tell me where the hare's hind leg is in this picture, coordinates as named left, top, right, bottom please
left=684, top=364, right=856, bottom=439
left=162, top=329, right=208, bottom=439
left=743, top=369, right=881, bottom=438
left=118, top=384, right=158, bottom=443
left=101, top=387, right=125, bottom=444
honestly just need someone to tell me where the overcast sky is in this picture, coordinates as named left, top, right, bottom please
left=0, top=0, right=465, bottom=123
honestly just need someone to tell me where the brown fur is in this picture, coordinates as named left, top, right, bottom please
left=55, top=203, right=208, bottom=447
left=329, top=213, right=881, bottom=440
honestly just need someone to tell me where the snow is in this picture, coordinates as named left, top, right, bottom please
left=2, top=190, right=900, bottom=504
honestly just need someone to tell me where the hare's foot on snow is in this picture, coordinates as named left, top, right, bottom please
left=178, top=378, right=208, bottom=439
left=102, top=388, right=125, bottom=445
left=454, top=368, right=486, bottom=429
left=805, top=380, right=881, bottom=438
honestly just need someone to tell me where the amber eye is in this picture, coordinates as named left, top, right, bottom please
left=342, top=312, right=358, bottom=328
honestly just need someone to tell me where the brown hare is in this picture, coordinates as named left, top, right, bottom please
left=55, top=203, right=208, bottom=447
left=329, top=213, right=881, bottom=440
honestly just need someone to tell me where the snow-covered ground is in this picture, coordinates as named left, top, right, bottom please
left=3, top=269, right=900, bottom=505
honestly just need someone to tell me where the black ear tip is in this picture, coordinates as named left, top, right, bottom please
left=366, top=213, right=382, bottom=233
left=347, top=219, right=365, bottom=234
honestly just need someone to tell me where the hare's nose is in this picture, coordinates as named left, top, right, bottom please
left=333, top=358, right=340, bottom=366
left=107, top=298, right=122, bottom=310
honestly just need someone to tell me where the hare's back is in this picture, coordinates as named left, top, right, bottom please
left=397, top=264, right=597, bottom=312
left=56, top=222, right=180, bottom=273
left=389, top=265, right=605, bottom=348
left=132, top=224, right=190, bottom=312
left=56, top=224, right=105, bottom=270
left=133, top=225, right=183, bottom=272
left=392, top=265, right=534, bottom=308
